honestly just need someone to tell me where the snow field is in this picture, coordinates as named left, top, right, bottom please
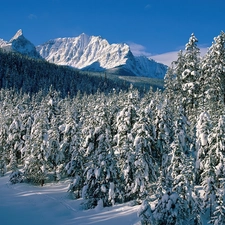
left=0, top=173, right=141, bottom=225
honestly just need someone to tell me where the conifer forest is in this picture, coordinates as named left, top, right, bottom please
left=0, top=32, right=225, bottom=225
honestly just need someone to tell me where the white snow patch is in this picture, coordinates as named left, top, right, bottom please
left=0, top=173, right=141, bottom=224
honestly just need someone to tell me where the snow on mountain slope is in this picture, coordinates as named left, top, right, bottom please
left=37, top=33, right=167, bottom=78
left=0, top=29, right=42, bottom=59
left=0, top=38, right=7, bottom=47
left=135, top=56, right=167, bottom=78
left=0, top=30, right=167, bottom=78
left=37, top=33, right=131, bottom=69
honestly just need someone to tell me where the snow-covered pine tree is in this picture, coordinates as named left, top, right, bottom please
left=0, top=111, right=8, bottom=176
left=181, top=33, right=201, bottom=120
left=5, top=92, right=33, bottom=183
left=206, top=115, right=225, bottom=223
left=8, top=115, right=24, bottom=166
left=153, top=191, right=188, bottom=225
left=168, top=34, right=200, bottom=122
left=195, top=112, right=216, bottom=218
left=155, top=98, right=174, bottom=161
left=63, top=98, right=84, bottom=198
left=131, top=106, right=158, bottom=200
left=208, top=115, right=225, bottom=185
left=171, top=50, right=185, bottom=109
left=7, top=115, right=25, bottom=183
left=151, top=98, right=174, bottom=198
left=210, top=191, right=225, bottom=225
left=137, top=200, right=154, bottom=225
left=113, top=89, right=139, bottom=202
left=202, top=168, right=217, bottom=220
left=168, top=128, right=191, bottom=220
left=45, top=86, right=61, bottom=123
left=164, top=67, right=176, bottom=104
left=23, top=110, right=50, bottom=186
left=195, top=111, right=211, bottom=185
left=47, top=117, right=63, bottom=181
left=200, top=31, right=225, bottom=121
left=0, top=90, right=18, bottom=176
left=146, top=88, right=166, bottom=163
left=162, top=106, right=201, bottom=222
left=81, top=94, right=118, bottom=208
left=208, top=166, right=225, bottom=224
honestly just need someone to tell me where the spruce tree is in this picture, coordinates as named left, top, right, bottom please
left=48, top=118, right=63, bottom=181
left=113, top=89, right=139, bottom=202
left=195, top=111, right=211, bottom=185
left=200, top=31, right=225, bottom=121
left=171, top=50, right=185, bottom=109
left=181, top=33, right=201, bottom=120
left=23, top=110, right=50, bottom=186
left=131, top=107, right=158, bottom=200
left=81, top=95, right=118, bottom=208
left=63, top=98, right=84, bottom=198
left=0, top=113, right=8, bottom=176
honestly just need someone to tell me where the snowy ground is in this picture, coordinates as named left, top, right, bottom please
left=0, top=172, right=212, bottom=225
left=0, top=173, right=141, bottom=225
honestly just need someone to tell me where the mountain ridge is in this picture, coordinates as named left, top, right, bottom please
left=0, top=30, right=167, bottom=78
left=37, top=33, right=167, bottom=78
left=36, top=33, right=132, bottom=70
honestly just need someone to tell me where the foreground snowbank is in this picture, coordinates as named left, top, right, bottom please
left=0, top=173, right=141, bottom=225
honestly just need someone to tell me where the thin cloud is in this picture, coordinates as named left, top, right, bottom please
left=129, top=41, right=210, bottom=66
left=199, top=47, right=208, bottom=56
left=145, top=4, right=151, bottom=9
left=129, top=42, right=151, bottom=57
left=28, top=14, right=37, bottom=20
left=151, top=47, right=209, bottom=66
left=151, top=51, right=179, bottom=66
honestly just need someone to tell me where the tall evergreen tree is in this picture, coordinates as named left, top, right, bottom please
left=0, top=112, right=8, bottom=176
left=206, top=115, right=225, bottom=223
left=200, top=31, right=225, bottom=121
left=181, top=33, right=201, bottom=120
left=195, top=111, right=211, bottom=185
left=131, top=106, right=158, bottom=199
left=113, top=89, right=139, bottom=202
left=171, top=50, right=185, bottom=109
left=83, top=99, right=118, bottom=208
left=23, top=110, right=50, bottom=186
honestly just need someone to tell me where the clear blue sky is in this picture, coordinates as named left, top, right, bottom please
left=0, top=0, right=225, bottom=64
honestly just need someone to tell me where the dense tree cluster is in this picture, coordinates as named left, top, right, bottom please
left=0, top=32, right=225, bottom=224
left=0, top=49, right=152, bottom=97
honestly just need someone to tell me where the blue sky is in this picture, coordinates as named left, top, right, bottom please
left=0, top=0, right=225, bottom=65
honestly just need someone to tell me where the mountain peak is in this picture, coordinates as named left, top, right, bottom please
left=78, top=33, right=90, bottom=46
left=37, top=33, right=167, bottom=78
left=10, top=29, right=23, bottom=42
left=0, top=29, right=42, bottom=59
left=79, top=33, right=89, bottom=38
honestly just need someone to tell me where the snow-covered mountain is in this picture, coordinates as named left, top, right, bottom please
left=0, top=38, right=7, bottom=47
left=135, top=56, right=167, bottom=79
left=0, top=30, right=167, bottom=78
left=37, top=33, right=167, bottom=78
left=0, top=29, right=42, bottom=59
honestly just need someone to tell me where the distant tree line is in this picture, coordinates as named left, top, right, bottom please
left=0, top=49, right=148, bottom=97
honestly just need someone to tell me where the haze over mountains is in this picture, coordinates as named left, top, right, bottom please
left=0, top=30, right=167, bottom=78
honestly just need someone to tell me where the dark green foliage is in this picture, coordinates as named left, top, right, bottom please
left=0, top=49, right=156, bottom=98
